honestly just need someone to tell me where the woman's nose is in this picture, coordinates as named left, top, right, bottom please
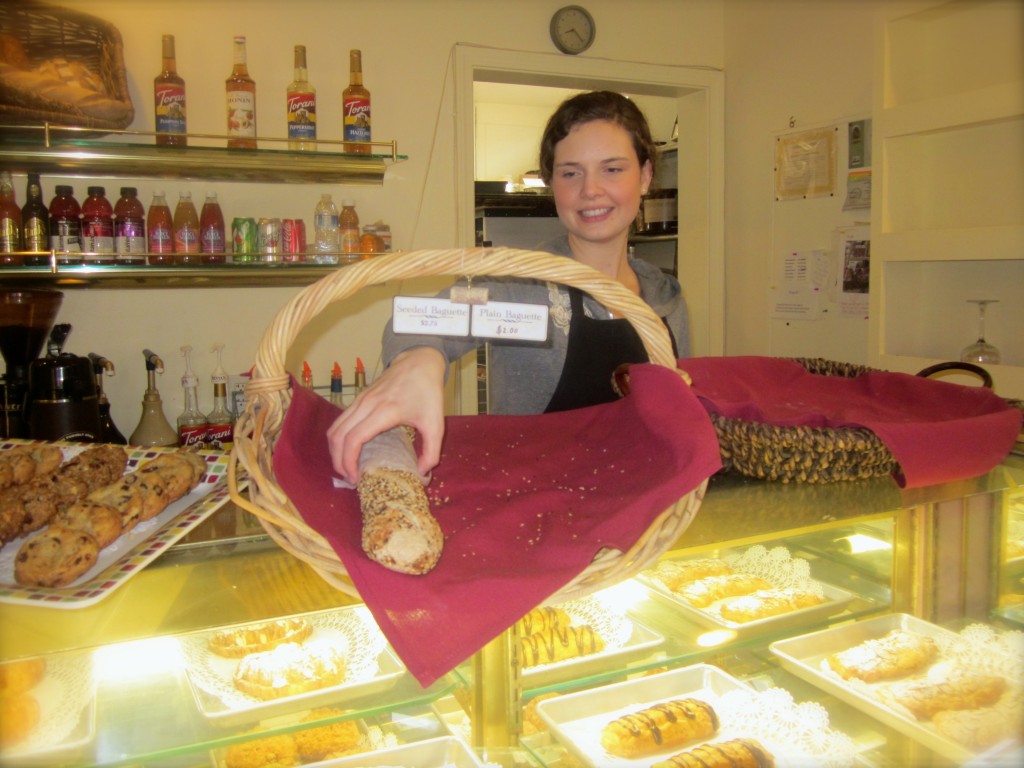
left=581, top=174, right=603, bottom=198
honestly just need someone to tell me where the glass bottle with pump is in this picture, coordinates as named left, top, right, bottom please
left=88, top=353, right=126, bottom=444
left=206, top=343, right=234, bottom=450
left=0, top=170, right=21, bottom=263
left=343, top=49, right=370, bottom=154
left=287, top=44, right=316, bottom=151
left=21, top=173, right=48, bottom=265
left=154, top=33, right=187, bottom=146
left=226, top=35, right=257, bottom=149
left=177, top=345, right=208, bottom=447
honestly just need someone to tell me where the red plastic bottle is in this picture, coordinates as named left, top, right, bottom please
left=113, top=186, right=147, bottom=265
left=49, top=185, right=82, bottom=265
left=81, top=186, right=115, bottom=264
left=146, top=190, right=174, bottom=264
left=199, top=192, right=226, bottom=263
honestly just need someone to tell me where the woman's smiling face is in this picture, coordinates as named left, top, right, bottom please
left=549, top=119, right=653, bottom=247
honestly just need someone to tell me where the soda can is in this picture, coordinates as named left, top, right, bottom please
left=231, top=217, right=257, bottom=262
left=258, top=217, right=282, bottom=262
left=282, top=218, right=307, bottom=262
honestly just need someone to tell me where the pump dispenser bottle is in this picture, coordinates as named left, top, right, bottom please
left=206, top=343, right=234, bottom=450
left=177, top=345, right=208, bottom=447
left=88, top=353, right=126, bottom=444
left=129, top=349, right=178, bottom=447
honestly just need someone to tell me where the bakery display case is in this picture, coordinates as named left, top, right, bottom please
left=1, top=450, right=1022, bottom=767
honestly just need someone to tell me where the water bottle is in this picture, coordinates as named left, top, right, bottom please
left=313, top=193, right=339, bottom=264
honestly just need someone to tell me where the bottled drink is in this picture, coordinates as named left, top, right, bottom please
left=199, top=192, right=226, bottom=262
left=173, top=191, right=200, bottom=262
left=21, top=173, right=48, bottom=265
left=313, top=193, right=339, bottom=263
left=343, top=49, right=371, bottom=154
left=226, top=35, right=257, bottom=149
left=146, top=190, right=174, bottom=264
left=286, top=44, right=316, bottom=151
left=339, top=198, right=360, bottom=256
left=113, top=186, right=147, bottom=265
left=0, top=170, right=21, bottom=262
left=49, top=185, right=82, bottom=265
left=154, top=33, right=187, bottom=146
left=81, top=186, right=115, bottom=264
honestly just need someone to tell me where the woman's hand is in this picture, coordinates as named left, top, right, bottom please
left=326, top=347, right=448, bottom=484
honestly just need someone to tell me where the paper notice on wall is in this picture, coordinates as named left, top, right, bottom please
left=837, top=226, right=870, bottom=319
left=774, top=127, right=837, bottom=200
left=843, top=169, right=872, bottom=211
left=770, top=250, right=830, bottom=319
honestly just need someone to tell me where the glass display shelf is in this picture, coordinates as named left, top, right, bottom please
left=0, top=124, right=407, bottom=185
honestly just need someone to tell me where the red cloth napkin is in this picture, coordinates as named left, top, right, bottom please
left=272, top=363, right=721, bottom=687
left=681, top=356, right=1022, bottom=488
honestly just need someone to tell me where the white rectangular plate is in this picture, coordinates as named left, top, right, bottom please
left=182, top=606, right=406, bottom=728
left=769, top=613, right=1020, bottom=764
left=312, top=735, right=483, bottom=768
left=0, top=442, right=242, bottom=609
left=537, top=663, right=859, bottom=768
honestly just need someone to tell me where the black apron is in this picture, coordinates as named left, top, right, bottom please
left=544, top=287, right=677, bottom=413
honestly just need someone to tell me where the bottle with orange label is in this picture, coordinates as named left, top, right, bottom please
left=154, top=33, right=187, bottom=146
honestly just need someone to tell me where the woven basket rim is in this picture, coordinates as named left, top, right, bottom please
left=229, top=247, right=707, bottom=601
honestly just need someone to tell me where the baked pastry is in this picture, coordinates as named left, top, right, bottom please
left=358, top=466, right=442, bottom=575
left=651, top=738, right=775, bottom=768
left=233, top=641, right=346, bottom=701
left=14, top=523, right=100, bottom=587
left=826, top=630, right=938, bottom=682
left=55, top=500, right=123, bottom=549
left=138, top=453, right=199, bottom=499
left=87, top=478, right=145, bottom=532
left=932, top=690, right=1024, bottom=749
left=600, top=698, right=719, bottom=758
left=651, top=558, right=733, bottom=592
left=520, top=624, right=604, bottom=666
left=208, top=618, right=314, bottom=658
left=293, top=708, right=363, bottom=761
left=0, top=693, right=40, bottom=748
left=518, top=606, right=572, bottom=635
left=877, top=670, right=1007, bottom=720
left=718, top=588, right=826, bottom=623
left=223, top=728, right=298, bottom=768
left=523, top=692, right=559, bottom=735
left=675, top=574, right=771, bottom=608
left=0, top=657, right=46, bottom=697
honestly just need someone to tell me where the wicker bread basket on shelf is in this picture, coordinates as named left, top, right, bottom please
left=710, top=357, right=898, bottom=484
left=228, top=247, right=707, bottom=601
left=0, top=1, right=134, bottom=130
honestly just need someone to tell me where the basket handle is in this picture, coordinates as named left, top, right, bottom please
left=250, top=247, right=678, bottom=387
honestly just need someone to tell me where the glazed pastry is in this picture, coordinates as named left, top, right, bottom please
left=233, top=641, right=346, bottom=701
left=826, top=630, right=939, bottom=682
left=518, top=606, right=572, bottom=635
left=878, top=670, right=1006, bottom=719
left=676, top=574, right=771, bottom=608
left=600, top=698, right=719, bottom=758
left=520, top=624, right=604, bottom=666
left=650, top=558, right=733, bottom=592
left=0, top=657, right=46, bottom=697
left=208, top=618, right=314, bottom=658
left=651, top=737, right=775, bottom=768
left=718, top=588, right=826, bottom=623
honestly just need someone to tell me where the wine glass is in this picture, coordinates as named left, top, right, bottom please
left=960, top=299, right=1001, bottom=364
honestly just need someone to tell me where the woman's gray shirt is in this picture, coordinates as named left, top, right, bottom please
left=381, top=235, right=690, bottom=415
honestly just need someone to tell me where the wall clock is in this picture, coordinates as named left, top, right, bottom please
left=550, top=5, right=596, bottom=55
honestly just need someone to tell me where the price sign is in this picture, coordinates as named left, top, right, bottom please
left=392, top=297, right=470, bottom=336
left=471, top=301, right=549, bottom=341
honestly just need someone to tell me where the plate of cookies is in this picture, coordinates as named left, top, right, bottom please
left=181, top=606, right=406, bottom=727
left=0, top=440, right=241, bottom=608
left=638, top=545, right=854, bottom=636
left=770, top=613, right=1024, bottom=764
left=536, top=663, right=859, bottom=767
left=0, top=653, right=95, bottom=764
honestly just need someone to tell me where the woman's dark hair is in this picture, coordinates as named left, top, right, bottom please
left=538, top=90, right=658, bottom=185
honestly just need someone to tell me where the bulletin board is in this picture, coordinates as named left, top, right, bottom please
left=768, top=116, right=873, bottom=363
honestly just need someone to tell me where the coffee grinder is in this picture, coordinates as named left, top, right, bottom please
left=24, top=322, right=102, bottom=442
left=0, top=289, right=64, bottom=439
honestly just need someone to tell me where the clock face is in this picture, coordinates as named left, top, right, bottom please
left=550, top=6, right=595, bottom=55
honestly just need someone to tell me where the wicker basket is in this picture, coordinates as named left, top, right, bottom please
left=228, top=247, right=708, bottom=602
left=711, top=357, right=900, bottom=484
left=0, top=1, right=133, bottom=130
